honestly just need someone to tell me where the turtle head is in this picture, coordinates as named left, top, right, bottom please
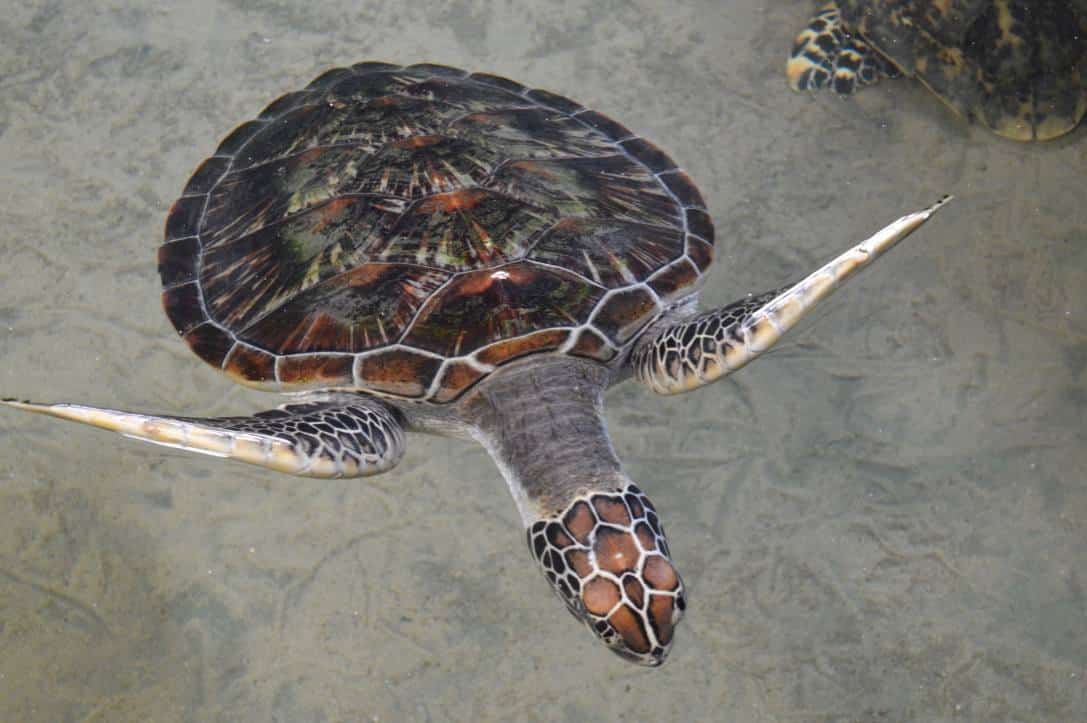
left=527, top=483, right=686, bottom=666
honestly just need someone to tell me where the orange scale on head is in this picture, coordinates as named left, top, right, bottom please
left=633, top=521, right=657, bottom=552
left=643, top=554, right=680, bottom=592
left=582, top=576, right=621, bottom=617
left=565, top=548, right=593, bottom=578
left=593, top=527, right=641, bottom=576
left=562, top=500, right=596, bottom=545
left=622, top=574, right=646, bottom=609
left=591, top=495, right=632, bottom=526
left=647, top=593, right=677, bottom=646
left=607, top=604, right=652, bottom=655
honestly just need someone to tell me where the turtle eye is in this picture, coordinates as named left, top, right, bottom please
left=526, top=483, right=685, bottom=665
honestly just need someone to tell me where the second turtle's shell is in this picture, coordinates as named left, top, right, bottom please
left=836, top=0, right=1087, bottom=141
left=159, top=62, right=715, bottom=403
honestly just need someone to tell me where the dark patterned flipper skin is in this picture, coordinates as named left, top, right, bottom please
left=0, top=394, right=405, bottom=478
left=787, top=2, right=899, bottom=95
left=633, top=197, right=952, bottom=395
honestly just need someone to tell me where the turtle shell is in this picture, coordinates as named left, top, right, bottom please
left=159, top=62, right=714, bottom=403
left=838, top=0, right=1087, bottom=140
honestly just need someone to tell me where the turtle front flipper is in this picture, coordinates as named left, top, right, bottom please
left=633, top=196, right=951, bottom=395
left=0, top=394, right=405, bottom=478
left=787, top=2, right=900, bottom=94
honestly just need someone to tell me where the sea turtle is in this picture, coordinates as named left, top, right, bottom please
left=0, top=62, right=948, bottom=665
left=786, top=1, right=1087, bottom=141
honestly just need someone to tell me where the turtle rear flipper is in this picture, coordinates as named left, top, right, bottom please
left=787, top=2, right=900, bottom=94
left=0, top=395, right=405, bottom=478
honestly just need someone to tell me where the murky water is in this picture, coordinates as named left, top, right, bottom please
left=1, top=1, right=1084, bottom=721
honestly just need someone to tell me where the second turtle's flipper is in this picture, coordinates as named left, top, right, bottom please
left=787, top=2, right=899, bottom=94
left=633, top=196, right=952, bottom=395
left=0, top=395, right=405, bottom=478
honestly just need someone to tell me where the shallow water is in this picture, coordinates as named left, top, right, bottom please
left=1, top=1, right=1085, bottom=721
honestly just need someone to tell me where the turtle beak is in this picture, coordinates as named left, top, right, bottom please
left=526, top=482, right=686, bottom=665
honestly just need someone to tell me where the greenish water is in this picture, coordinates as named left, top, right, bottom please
left=0, top=1, right=1084, bottom=721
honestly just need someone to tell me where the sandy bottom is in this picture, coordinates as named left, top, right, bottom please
left=1, top=1, right=1085, bottom=720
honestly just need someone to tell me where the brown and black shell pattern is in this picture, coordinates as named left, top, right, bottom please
left=159, top=62, right=714, bottom=403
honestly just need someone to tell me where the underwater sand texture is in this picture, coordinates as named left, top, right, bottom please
left=0, top=1, right=1084, bottom=720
